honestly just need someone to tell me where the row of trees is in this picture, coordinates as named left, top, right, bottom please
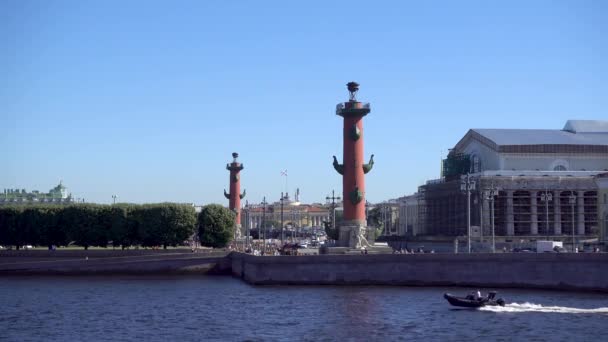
left=0, top=203, right=235, bottom=249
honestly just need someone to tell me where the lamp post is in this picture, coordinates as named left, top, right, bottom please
left=365, top=200, right=371, bottom=239
left=569, top=193, right=576, bottom=252
left=484, top=185, right=500, bottom=253
left=244, top=202, right=250, bottom=250
left=112, top=195, right=117, bottom=205
left=540, top=189, right=552, bottom=237
left=461, top=174, right=476, bottom=253
left=261, top=197, right=267, bottom=254
left=326, top=190, right=341, bottom=233
left=280, top=192, right=285, bottom=245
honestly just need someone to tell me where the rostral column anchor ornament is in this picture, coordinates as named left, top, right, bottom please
left=332, top=82, right=374, bottom=248
left=224, top=152, right=246, bottom=238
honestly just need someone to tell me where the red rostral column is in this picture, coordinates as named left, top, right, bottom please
left=224, top=152, right=246, bottom=232
left=333, top=82, right=374, bottom=241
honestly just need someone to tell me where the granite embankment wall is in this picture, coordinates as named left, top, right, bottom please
left=4, top=251, right=608, bottom=292
left=229, top=253, right=608, bottom=292
left=0, top=250, right=229, bottom=275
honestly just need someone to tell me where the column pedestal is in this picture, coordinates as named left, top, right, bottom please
left=339, top=220, right=371, bottom=248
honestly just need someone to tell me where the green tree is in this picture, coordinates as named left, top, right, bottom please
left=63, top=205, right=108, bottom=249
left=323, top=220, right=339, bottom=240
left=106, top=205, right=132, bottom=249
left=367, top=207, right=382, bottom=227
left=197, top=204, right=234, bottom=248
left=163, top=204, right=196, bottom=248
left=128, top=204, right=196, bottom=249
left=0, top=206, right=25, bottom=249
left=17, top=207, right=43, bottom=247
left=38, top=206, right=68, bottom=248
left=130, top=205, right=163, bottom=248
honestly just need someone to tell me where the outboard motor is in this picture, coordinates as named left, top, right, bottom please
left=496, top=298, right=506, bottom=306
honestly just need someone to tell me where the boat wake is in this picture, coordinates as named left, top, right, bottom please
left=479, top=302, right=608, bottom=314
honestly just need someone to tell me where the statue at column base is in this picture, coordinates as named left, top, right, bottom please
left=339, top=221, right=372, bottom=249
left=235, top=224, right=243, bottom=239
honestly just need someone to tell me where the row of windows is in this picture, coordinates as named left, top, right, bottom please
left=468, top=154, right=603, bottom=172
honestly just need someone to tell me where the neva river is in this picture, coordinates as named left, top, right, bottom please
left=1, top=276, right=607, bottom=341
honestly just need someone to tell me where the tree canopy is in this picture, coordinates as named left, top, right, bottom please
left=197, top=204, right=234, bottom=248
left=0, top=203, right=197, bottom=250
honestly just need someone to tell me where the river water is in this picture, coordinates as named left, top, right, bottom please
left=1, top=276, right=607, bottom=341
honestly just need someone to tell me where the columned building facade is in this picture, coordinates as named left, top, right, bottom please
left=242, top=202, right=330, bottom=230
left=418, top=120, right=608, bottom=241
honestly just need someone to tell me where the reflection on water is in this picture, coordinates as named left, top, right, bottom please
left=1, top=276, right=607, bottom=341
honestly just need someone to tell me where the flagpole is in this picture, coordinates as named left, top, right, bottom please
left=281, top=170, right=289, bottom=196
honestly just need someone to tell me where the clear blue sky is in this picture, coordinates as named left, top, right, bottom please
left=2, top=0, right=607, bottom=205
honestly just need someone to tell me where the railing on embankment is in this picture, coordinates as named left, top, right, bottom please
left=228, top=252, right=608, bottom=292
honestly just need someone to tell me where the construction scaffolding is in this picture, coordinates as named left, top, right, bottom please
left=419, top=175, right=599, bottom=239
left=441, top=152, right=471, bottom=181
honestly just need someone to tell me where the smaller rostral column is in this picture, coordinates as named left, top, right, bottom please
left=333, top=82, right=374, bottom=248
left=224, top=152, right=246, bottom=238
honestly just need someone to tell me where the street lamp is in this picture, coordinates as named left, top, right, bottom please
left=461, top=174, right=476, bottom=253
left=280, top=192, right=285, bottom=245
left=326, top=190, right=341, bottom=233
left=484, top=185, right=500, bottom=253
left=112, top=195, right=117, bottom=205
left=244, top=201, right=250, bottom=250
left=540, top=189, right=552, bottom=237
left=569, top=193, right=576, bottom=252
left=261, top=197, right=267, bottom=254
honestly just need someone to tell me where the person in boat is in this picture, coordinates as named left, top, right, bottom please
left=476, top=290, right=482, bottom=300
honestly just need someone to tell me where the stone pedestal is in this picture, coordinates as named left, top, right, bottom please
left=338, top=220, right=371, bottom=248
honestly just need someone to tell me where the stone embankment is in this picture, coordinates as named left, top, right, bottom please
left=229, top=252, right=608, bottom=292
left=3, top=250, right=608, bottom=292
left=0, top=249, right=229, bottom=275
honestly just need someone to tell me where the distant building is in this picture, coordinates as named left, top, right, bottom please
left=416, top=120, right=608, bottom=242
left=242, top=194, right=330, bottom=229
left=1, top=181, right=75, bottom=205
left=397, top=193, right=422, bottom=236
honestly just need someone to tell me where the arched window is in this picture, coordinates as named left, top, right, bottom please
left=553, top=165, right=567, bottom=171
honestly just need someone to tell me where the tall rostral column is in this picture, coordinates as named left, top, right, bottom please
left=224, top=152, right=246, bottom=237
left=333, top=82, right=374, bottom=248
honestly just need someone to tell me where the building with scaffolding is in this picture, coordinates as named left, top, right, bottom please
left=417, top=120, right=608, bottom=244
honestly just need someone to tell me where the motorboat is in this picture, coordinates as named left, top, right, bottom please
left=444, top=291, right=506, bottom=308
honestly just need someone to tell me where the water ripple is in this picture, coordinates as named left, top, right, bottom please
left=1, top=277, right=608, bottom=341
